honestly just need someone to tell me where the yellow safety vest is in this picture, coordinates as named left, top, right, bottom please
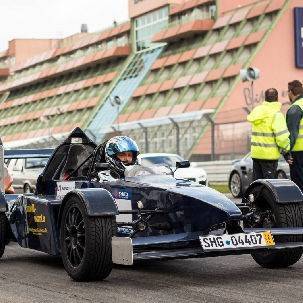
left=247, top=101, right=290, bottom=160
left=291, top=98, right=303, bottom=152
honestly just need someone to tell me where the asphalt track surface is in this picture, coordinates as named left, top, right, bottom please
left=1, top=195, right=303, bottom=303
left=0, top=242, right=303, bottom=303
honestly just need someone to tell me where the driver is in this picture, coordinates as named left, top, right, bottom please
left=105, top=136, right=139, bottom=178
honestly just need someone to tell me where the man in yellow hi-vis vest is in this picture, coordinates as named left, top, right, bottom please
left=286, top=80, right=303, bottom=191
left=247, top=88, right=290, bottom=181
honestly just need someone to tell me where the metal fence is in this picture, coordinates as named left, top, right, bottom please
left=190, top=107, right=251, bottom=161
left=205, top=101, right=291, bottom=161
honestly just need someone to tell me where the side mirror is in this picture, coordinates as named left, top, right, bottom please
left=176, top=160, right=190, bottom=169
left=95, top=163, right=109, bottom=171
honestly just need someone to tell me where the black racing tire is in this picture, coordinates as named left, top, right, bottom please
left=250, top=188, right=303, bottom=268
left=60, top=196, right=114, bottom=281
left=0, top=213, right=8, bottom=259
left=229, top=172, right=242, bottom=198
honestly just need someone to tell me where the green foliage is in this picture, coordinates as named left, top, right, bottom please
left=209, top=182, right=229, bottom=194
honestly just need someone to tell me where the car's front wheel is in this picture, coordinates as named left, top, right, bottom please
left=229, top=172, right=242, bottom=198
left=248, top=187, right=303, bottom=268
left=60, top=196, right=114, bottom=281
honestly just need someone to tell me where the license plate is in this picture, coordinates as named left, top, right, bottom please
left=199, top=231, right=275, bottom=251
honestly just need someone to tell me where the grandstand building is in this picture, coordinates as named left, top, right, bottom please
left=0, top=0, right=302, bottom=160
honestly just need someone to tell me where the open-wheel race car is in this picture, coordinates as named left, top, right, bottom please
left=1, top=128, right=303, bottom=281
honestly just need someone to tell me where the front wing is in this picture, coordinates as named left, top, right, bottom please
left=112, top=228, right=303, bottom=265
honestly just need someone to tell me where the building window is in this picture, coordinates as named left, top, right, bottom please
left=135, top=6, right=169, bottom=51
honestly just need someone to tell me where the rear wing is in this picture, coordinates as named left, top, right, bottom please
left=4, top=148, right=54, bottom=159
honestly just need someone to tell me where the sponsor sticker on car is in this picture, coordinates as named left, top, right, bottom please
left=200, top=231, right=275, bottom=251
left=56, top=181, right=76, bottom=199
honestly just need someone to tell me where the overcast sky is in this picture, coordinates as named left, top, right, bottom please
left=0, top=0, right=129, bottom=51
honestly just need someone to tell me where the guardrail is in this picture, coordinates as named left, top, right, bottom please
left=192, top=160, right=233, bottom=183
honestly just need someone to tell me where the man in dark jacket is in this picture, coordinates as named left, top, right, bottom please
left=286, top=80, right=303, bottom=190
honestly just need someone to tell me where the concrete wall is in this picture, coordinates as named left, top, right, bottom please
left=8, top=39, right=58, bottom=66
left=218, top=0, right=302, bottom=115
left=218, top=0, right=260, bottom=14
left=128, top=0, right=184, bottom=18
left=193, top=160, right=232, bottom=182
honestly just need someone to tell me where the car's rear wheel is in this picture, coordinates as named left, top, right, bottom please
left=23, top=183, right=32, bottom=194
left=0, top=213, right=8, bottom=259
left=60, top=196, right=114, bottom=281
left=229, top=172, right=242, bottom=198
left=248, top=187, right=303, bottom=268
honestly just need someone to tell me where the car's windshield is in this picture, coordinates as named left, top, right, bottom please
left=124, top=164, right=172, bottom=178
left=140, top=155, right=183, bottom=167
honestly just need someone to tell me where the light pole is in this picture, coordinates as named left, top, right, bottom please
left=39, top=114, right=51, bottom=138
left=168, top=117, right=180, bottom=155
left=39, top=107, right=63, bottom=146
left=138, top=122, right=149, bottom=153
left=204, top=113, right=215, bottom=161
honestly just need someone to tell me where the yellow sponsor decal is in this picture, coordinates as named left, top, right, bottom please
left=262, top=231, right=275, bottom=246
left=26, top=203, right=36, bottom=213
left=34, top=214, right=46, bottom=223
left=28, top=227, right=48, bottom=235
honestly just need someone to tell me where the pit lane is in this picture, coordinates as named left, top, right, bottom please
left=1, top=242, right=302, bottom=303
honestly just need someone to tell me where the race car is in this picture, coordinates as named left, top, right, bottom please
left=1, top=127, right=303, bottom=281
